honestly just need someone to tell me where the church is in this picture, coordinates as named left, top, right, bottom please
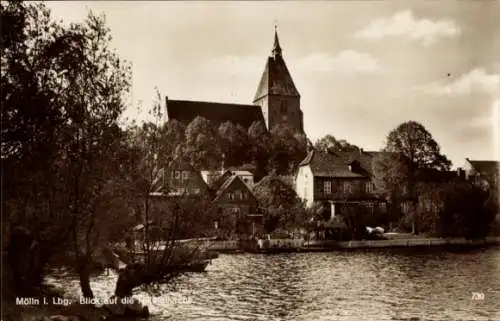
left=165, top=29, right=304, bottom=134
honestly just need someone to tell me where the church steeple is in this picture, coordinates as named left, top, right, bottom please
left=252, top=27, right=304, bottom=133
left=272, top=25, right=282, bottom=58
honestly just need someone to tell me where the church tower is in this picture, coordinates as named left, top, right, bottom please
left=253, top=28, right=304, bottom=133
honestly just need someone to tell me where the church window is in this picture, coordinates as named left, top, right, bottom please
left=280, top=100, right=287, bottom=113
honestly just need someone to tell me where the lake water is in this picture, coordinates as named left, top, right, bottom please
left=46, top=246, right=500, bottom=321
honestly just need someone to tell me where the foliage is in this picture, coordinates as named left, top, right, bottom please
left=436, top=182, right=497, bottom=238
left=268, top=124, right=308, bottom=175
left=373, top=121, right=452, bottom=234
left=1, top=0, right=131, bottom=297
left=253, top=174, right=307, bottom=233
left=218, top=121, right=250, bottom=168
left=314, top=135, right=360, bottom=153
left=184, top=116, right=222, bottom=170
left=247, top=120, right=270, bottom=180
left=372, top=152, right=411, bottom=201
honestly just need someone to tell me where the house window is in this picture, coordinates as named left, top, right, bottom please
left=227, top=192, right=234, bottom=200
left=324, top=181, right=332, bottom=194
left=379, top=202, right=387, bottom=212
left=343, top=181, right=352, bottom=193
left=365, top=182, right=374, bottom=193
left=235, top=190, right=243, bottom=200
left=232, top=207, right=240, bottom=215
left=174, top=171, right=181, bottom=179
left=182, top=171, right=189, bottom=180
left=367, top=202, right=374, bottom=214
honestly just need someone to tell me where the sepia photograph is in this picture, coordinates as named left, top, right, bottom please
left=1, top=1, right=499, bottom=321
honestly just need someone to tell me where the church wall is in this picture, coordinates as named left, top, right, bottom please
left=267, top=95, right=302, bottom=132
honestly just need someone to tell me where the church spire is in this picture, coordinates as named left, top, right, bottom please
left=272, top=24, right=282, bottom=58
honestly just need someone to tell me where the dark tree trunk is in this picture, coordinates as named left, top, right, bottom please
left=77, top=256, right=94, bottom=298
left=7, top=227, right=53, bottom=296
left=114, top=263, right=179, bottom=299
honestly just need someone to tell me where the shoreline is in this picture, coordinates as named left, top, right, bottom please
left=208, top=236, right=500, bottom=253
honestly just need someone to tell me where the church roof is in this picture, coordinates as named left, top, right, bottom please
left=253, top=31, right=300, bottom=102
left=166, top=99, right=265, bottom=129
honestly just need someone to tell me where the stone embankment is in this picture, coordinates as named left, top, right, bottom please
left=207, top=237, right=500, bottom=252
left=306, top=236, right=500, bottom=250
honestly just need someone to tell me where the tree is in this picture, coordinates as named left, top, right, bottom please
left=157, top=119, right=186, bottom=168
left=314, top=135, right=360, bottom=153
left=2, top=1, right=131, bottom=297
left=437, top=182, right=497, bottom=238
left=247, top=121, right=270, bottom=180
left=373, top=121, right=452, bottom=234
left=253, top=174, right=307, bottom=234
left=184, top=116, right=222, bottom=170
left=218, top=121, right=250, bottom=168
left=268, top=124, right=308, bottom=175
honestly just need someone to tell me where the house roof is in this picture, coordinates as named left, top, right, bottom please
left=253, top=31, right=300, bottom=102
left=417, top=168, right=460, bottom=183
left=467, top=159, right=500, bottom=178
left=299, top=149, right=379, bottom=178
left=149, top=159, right=209, bottom=196
left=231, top=170, right=253, bottom=176
left=166, top=99, right=265, bottom=129
left=212, top=174, right=258, bottom=203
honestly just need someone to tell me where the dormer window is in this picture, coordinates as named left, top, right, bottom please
left=348, top=161, right=359, bottom=173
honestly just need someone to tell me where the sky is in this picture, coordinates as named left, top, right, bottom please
left=46, top=1, right=500, bottom=168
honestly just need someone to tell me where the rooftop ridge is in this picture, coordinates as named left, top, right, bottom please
left=168, top=98, right=258, bottom=108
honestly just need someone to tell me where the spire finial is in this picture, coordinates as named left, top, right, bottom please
left=272, top=22, right=282, bottom=58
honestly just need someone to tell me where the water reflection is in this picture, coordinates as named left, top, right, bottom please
left=46, top=247, right=500, bottom=321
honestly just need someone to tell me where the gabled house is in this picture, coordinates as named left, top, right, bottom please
left=150, top=158, right=209, bottom=197
left=209, top=173, right=263, bottom=236
left=295, top=149, right=387, bottom=218
left=462, top=158, right=500, bottom=191
left=201, top=169, right=255, bottom=187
